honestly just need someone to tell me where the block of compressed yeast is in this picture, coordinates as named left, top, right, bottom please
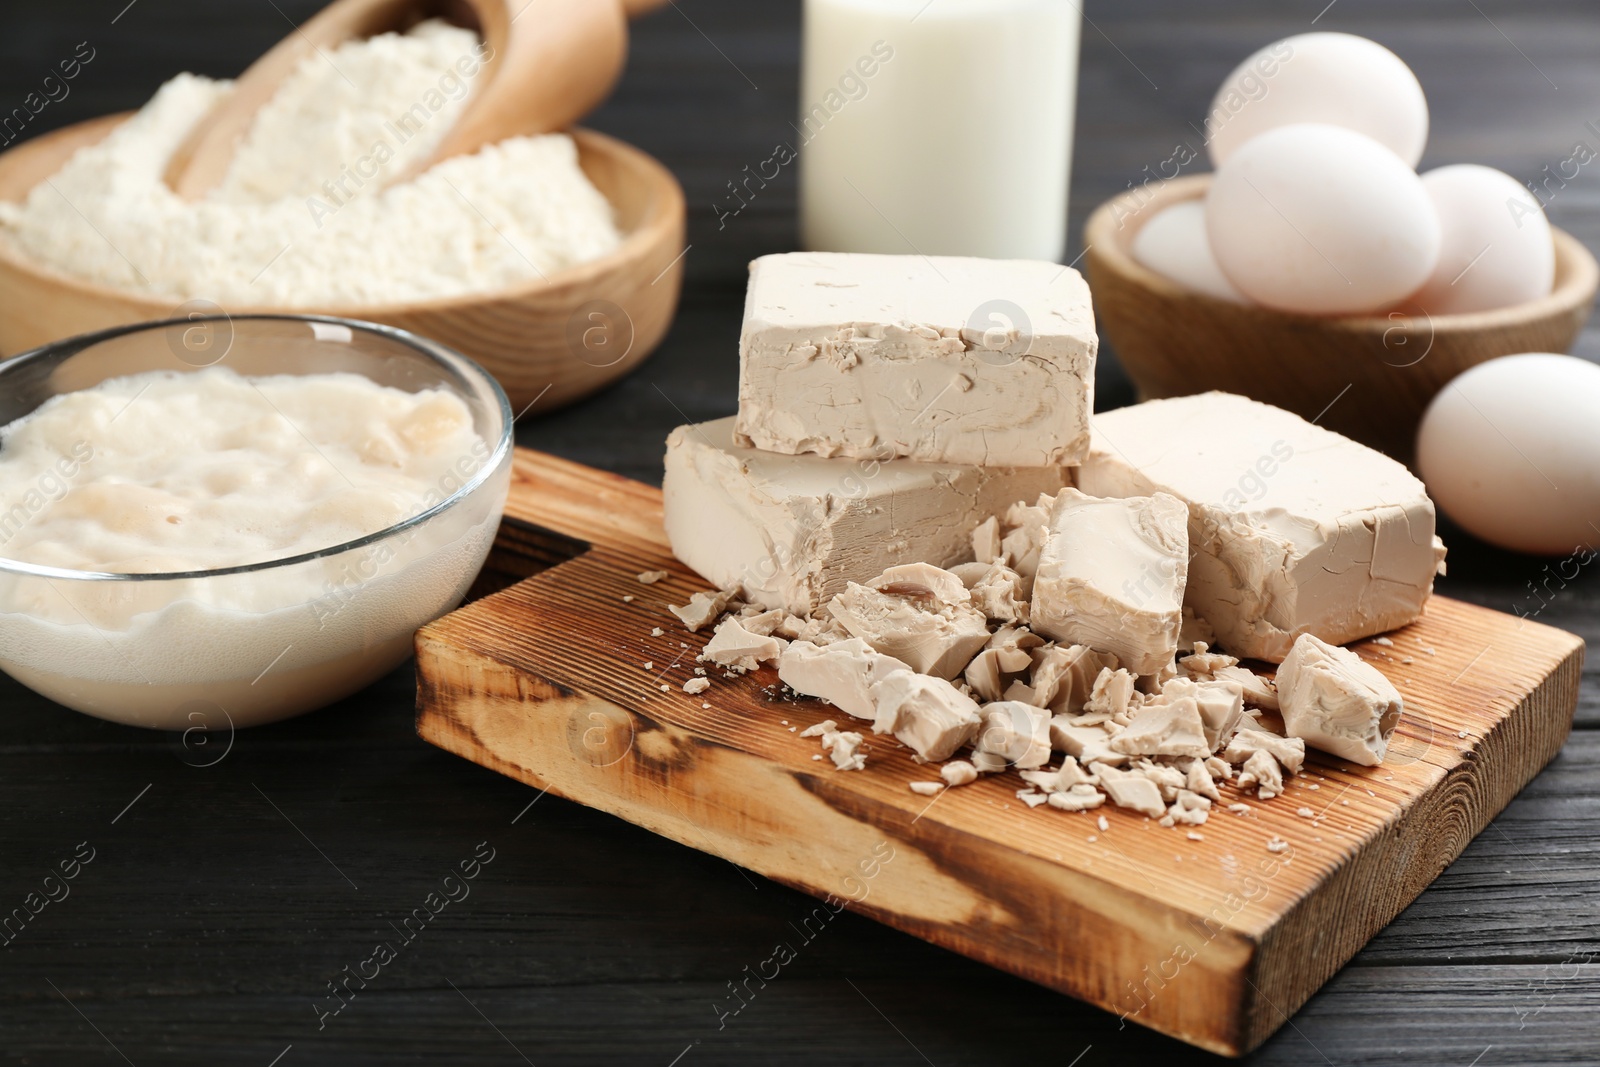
left=1080, top=392, right=1447, bottom=662
left=1030, top=489, right=1191, bottom=676
left=734, top=252, right=1097, bottom=467
left=663, top=417, right=1067, bottom=614
left=1276, top=633, right=1403, bottom=766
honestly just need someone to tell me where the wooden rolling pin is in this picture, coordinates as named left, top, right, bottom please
left=164, top=0, right=669, bottom=199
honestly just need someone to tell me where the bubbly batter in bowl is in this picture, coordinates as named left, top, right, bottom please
left=0, top=316, right=512, bottom=729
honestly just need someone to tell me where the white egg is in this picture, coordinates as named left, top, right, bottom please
left=1417, top=354, right=1600, bottom=556
left=1130, top=201, right=1248, bottom=303
left=1207, top=32, right=1428, bottom=168
left=1409, top=164, right=1555, bottom=315
left=1207, top=124, right=1440, bottom=315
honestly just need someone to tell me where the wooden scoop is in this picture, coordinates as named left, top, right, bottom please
left=164, top=0, right=667, bottom=199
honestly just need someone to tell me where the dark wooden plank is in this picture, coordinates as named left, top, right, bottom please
left=2, top=735, right=1599, bottom=1062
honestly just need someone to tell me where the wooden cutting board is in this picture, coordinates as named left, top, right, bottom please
left=414, top=448, right=1585, bottom=1057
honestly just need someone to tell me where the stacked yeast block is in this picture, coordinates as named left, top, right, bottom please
left=665, top=252, right=1095, bottom=615
left=664, top=253, right=1445, bottom=669
left=733, top=252, right=1097, bottom=466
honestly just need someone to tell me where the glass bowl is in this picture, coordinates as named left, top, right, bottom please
left=0, top=314, right=512, bottom=730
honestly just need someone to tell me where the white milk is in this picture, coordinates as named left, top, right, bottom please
left=0, top=368, right=508, bottom=728
left=798, top=0, right=1082, bottom=261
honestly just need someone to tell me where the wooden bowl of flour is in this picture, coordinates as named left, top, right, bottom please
left=1085, top=174, right=1598, bottom=461
left=0, top=113, right=685, bottom=413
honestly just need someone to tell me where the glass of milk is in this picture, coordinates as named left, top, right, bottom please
left=798, top=0, right=1083, bottom=261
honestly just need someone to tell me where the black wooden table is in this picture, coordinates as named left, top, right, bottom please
left=2, top=2, right=1597, bottom=1064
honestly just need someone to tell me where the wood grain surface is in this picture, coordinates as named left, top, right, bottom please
left=415, top=449, right=1584, bottom=1056
left=0, top=2, right=1596, bottom=1065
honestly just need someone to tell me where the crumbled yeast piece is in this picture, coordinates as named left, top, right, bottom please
left=963, top=645, right=1034, bottom=703
left=701, top=617, right=788, bottom=670
left=637, top=569, right=670, bottom=584
left=1227, top=802, right=1251, bottom=815
left=945, top=562, right=988, bottom=590
left=1212, top=665, right=1280, bottom=712
left=1165, top=789, right=1211, bottom=826
left=1097, top=814, right=1110, bottom=832
left=1178, top=641, right=1239, bottom=678
left=1222, top=728, right=1307, bottom=775
left=1184, top=759, right=1222, bottom=802
left=1030, top=488, right=1190, bottom=676
left=670, top=589, right=737, bottom=631
left=1017, top=790, right=1049, bottom=809
left=868, top=670, right=982, bottom=761
left=828, top=578, right=990, bottom=681
left=974, top=701, right=1052, bottom=769
left=940, top=760, right=978, bottom=787
left=909, top=781, right=944, bottom=796
left=1148, top=676, right=1246, bottom=750
left=1082, top=666, right=1140, bottom=720
left=872, top=562, right=971, bottom=604
left=967, top=563, right=1030, bottom=625
left=1266, top=837, right=1290, bottom=854
left=799, top=719, right=839, bottom=738
left=1050, top=719, right=1129, bottom=767
left=989, top=624, right=1044, bottom=652
left=971, top=515, right=1002, bottom=565
left=778, top=638, right=911, bottom=721
left=738, top=607, right=788, bottom=636
left=1019, top=756, right=1098, bottom=794
left=1110, top=696, right=1210, bottom=759
left=1236, top=750, right=1284, bottom=799
left=998, top=494, right=1057, bottom=579
left=682, top=677, right=710, bottom=695
left=822, top=730, right=867, bottom=771
left=1205, top=755, right=1233, bottom=781
left=1023, top=645, right=1120, bottom=714
left=1276, top=633, right=1403, bottom=766
left=1091, top=764, right=1167, bottom=817
left=969, top=750, right=1009, bottom=773
left=1047, top=785, right=1105, bottom=811
left=773, top=614, right=811, bottom=641
left=1131, top=759, right=1187, bottom=802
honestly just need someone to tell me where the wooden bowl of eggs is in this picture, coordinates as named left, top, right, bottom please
left=1084, top=31, right=1599, bottom=462
left=0, top=113, right=686, bottom=414
left=1086, top=174, right=1597, bottom=462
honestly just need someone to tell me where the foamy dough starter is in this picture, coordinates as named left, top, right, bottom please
left=0, top=21, right=622, bottom=307
left=0, top=367, right=509, bottom=728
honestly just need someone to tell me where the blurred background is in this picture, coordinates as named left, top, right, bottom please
left=10, top=0, right=1595, bottom=482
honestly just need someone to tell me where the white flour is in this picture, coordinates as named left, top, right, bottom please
left=0, top=21, right=622, bottom=307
